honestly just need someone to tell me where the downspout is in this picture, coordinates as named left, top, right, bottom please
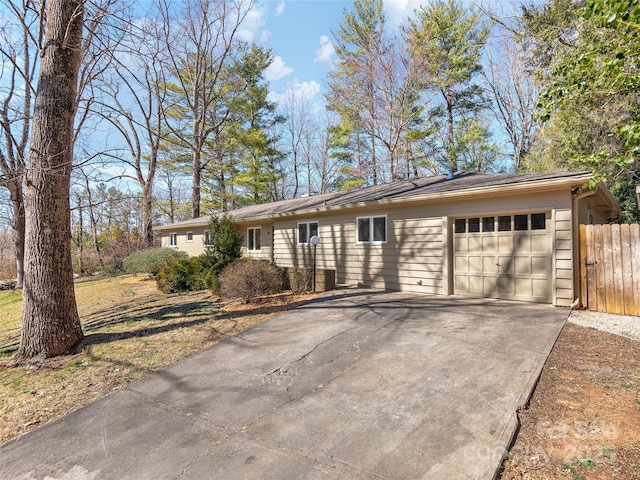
left=571, top=187, right=598, bottom=308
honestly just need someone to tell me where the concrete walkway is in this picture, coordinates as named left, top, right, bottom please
left=1, top=291, right=568, bottom=480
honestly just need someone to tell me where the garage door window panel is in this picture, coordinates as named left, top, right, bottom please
left=514, top=215, right=528, bottom=231
left=531, top=213, right=546, bottom=230
left=498, top=216, right=512, bottom=231
left=468, top=217, right=480, bottom=232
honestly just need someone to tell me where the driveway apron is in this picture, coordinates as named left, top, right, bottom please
left=1, top=291, right=568, bottom=480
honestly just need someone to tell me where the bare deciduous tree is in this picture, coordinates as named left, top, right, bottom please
left=161, top=0, right=253, bottom=219
left=0, top=0, right=39, bottom=289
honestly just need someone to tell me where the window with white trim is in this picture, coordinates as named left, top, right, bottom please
left=203, top=230, right=211, bottom=246
left=357, top=216, right=387, bottom=243
left=297, top=221, right=319, bottom=244
left=247, top=227, right=261, bottom=251
left=169, top=232, right=177, bottom=247
left=186, top=231, right=193, bottom=243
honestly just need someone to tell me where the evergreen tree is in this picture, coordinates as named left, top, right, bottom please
left=205, top=214, right=242, bottom=270
left=407, top=0, right=490, bottom=174
left=326, top=0, right=387, bottom=186
left=230, top=45, right=285, bottom=205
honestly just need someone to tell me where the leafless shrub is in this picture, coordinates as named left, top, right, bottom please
left=219, top=259, right=284, bottom=303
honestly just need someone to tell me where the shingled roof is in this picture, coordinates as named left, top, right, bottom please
left=155, top=171, right=596, bottom=230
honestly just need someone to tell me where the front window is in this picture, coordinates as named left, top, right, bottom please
left=357, top=216, right=387, bottom=243
left=298, top=221, right=319, bottom=244
left=186, top=231, right=193, bottom=243
left=247, top=227, right=261, bottom=251
left=203, top=230, right=210, bottom=245
left=169, top=232, right=177, bottom=247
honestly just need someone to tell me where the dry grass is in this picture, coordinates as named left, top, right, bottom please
left=502, top=322, right=640, bottom=479
left=0, top=275, right=315, bottom=445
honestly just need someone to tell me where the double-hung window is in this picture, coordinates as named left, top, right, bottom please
left=357, top=216, right=387, bottom=243
left=169, top=232, right=177, bottom=247
left=247, top=227, right=261, bottom=251
left=298, top=221, right=319, bottom=244
left=186, top=231, right=193, bottom=243
left=203, top=230, right=211, bottom=246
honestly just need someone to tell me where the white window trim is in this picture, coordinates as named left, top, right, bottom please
left=297, top=221, right=319, bottom=245
left=186, top=231, right=194, bottom=243
left=169, top=232, right=177, bottom=248
left=247, top=227, right=261, bottom=251
left=356, top=215, right=388, bottom=244
left=203, top=229, right=211, bottom=246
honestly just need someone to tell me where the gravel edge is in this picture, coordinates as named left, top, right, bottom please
left=569, top=309, right=640, bottom=341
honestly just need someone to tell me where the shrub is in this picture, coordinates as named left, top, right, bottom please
left=204, top=215, right=243, bottom=271
left=203, top=266, right=220, bottom=294
left=219, top=259, right=284, bottom=302
left=124, top=247, right=188, bottom=276
left=156, top=256, right=207, bottom=293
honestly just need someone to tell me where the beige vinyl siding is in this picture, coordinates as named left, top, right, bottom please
left=274, top=208, right=447, bottom=295
left=273, top=188, right=576, bottom=305
left=553, top=208, right=574, bottom=306
left=161, top=227, right=209, bottom=257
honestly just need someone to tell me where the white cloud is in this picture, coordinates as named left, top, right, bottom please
left=383, top=0, right=423, bottom=26
left=237, top=3, right=267, bottom=43
left=314, top=35, right=335, bottom=65
left=275, top=0, right=286, bottom=16
left=269, top=78, right=324, bottom=112
left=285, top=79, right=321, bottom=100
left=265, top=55, right=293, bottom=81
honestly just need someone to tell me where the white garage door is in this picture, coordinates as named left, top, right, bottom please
left=453, top=212, right=551, bottom=303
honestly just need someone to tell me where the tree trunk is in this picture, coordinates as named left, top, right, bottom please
left=18, top=0, right=84, bottom=359
left=141, top=181, right=154, bottom=248
left=8, top=182, right=25, bottom=289
left=192, top=150, right=201, bottom=219
left=444, top=87, right=456, bottom=173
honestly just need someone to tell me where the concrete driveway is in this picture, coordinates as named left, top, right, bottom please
left=1, top=291, right=568, bottom=480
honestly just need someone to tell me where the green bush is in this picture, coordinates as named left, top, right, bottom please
left=203, top=266, right=221, bottom=295
left=204, top=215, right=243, bottom=271
left=156, top=256, right=207, bottom=293
left=219, top=259, right=284, bottom=302
left=123, top=248, right=188, bottom=276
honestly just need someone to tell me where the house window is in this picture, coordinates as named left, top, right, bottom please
left=357, top=216, right=387, bottom=243
left=203, top=230, right=210, bottom=245
left=298, top=221, right=319, bottom=244
left=247, top=227, right=261, bottom=251
left=169, top=233, right=177, bottom=247
left=186, top=231, right=193, bottom=243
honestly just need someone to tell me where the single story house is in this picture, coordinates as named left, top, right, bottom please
left=154, top=171, right=620, bottom=307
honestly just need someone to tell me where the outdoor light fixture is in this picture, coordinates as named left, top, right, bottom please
left=310, top=235, right=320, bottom=293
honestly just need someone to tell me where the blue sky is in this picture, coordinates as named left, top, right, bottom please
left=242, top=0, right=431, bottom=107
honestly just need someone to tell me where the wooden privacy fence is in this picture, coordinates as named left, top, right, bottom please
left=579, top=224, right=640, bottom=315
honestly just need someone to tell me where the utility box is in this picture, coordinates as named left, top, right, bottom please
left=285, top=267, right=335, bottom=293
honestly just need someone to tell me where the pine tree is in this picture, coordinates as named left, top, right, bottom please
left=407, top=0, right=490, bottom=174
